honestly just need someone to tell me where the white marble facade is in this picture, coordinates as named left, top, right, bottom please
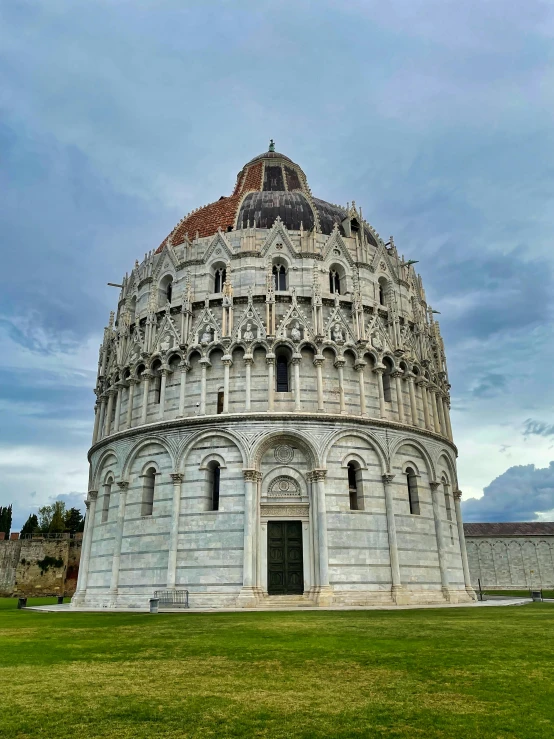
left=73, top=147, right=475, bottom=608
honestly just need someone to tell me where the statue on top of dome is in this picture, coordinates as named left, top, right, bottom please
left=269, top=139, right=275, bottom=152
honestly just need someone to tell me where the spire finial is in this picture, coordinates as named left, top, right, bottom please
left=269, top=139, right=275, bottom=152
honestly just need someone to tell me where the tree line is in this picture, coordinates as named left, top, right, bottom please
left=0, top=502, right=85, bottom=539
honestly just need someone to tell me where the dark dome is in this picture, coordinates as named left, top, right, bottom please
left=238, top=191, right=315, bottom=231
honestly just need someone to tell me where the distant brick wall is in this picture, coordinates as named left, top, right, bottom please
left=0, top=538, right=82, bottom=597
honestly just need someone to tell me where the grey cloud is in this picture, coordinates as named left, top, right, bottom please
left=523, top=419, right=554, bottom=439
left=462, top=462, right=554, bottom=522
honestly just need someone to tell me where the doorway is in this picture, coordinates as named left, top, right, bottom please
left=267, top=521, right=304, bottom=595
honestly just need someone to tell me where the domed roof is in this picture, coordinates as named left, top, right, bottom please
left=158, top=144, right=378, bottom=249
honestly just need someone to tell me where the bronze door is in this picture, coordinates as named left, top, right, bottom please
left=267, top=521, right=304, bottom=595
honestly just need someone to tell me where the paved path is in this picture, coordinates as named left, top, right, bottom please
left=26, top=598, right=534, bottom=614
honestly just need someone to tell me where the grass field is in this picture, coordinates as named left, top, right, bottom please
left=1, top=598, right=553, bottom=738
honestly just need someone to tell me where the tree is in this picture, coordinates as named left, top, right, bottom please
left=38, top=505, right=54, bottom=533
left=49, top=501, right=66, bottom=533
left=64, top=507, right=83, bottom=534
left=20, top=513, right=39, bottom=536
left=0, top=505, right=12, bottom=538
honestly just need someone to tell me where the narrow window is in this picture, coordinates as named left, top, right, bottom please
left=406, top=468, right=420, bottom=515
left=154, top=373, right=161, bottom=404
left=382, top=369, right=392, bottom=402
left=142, top=467, right=155, bottom=516
left=214, top=268, right=226, bottom=294
left=329, top=270, right=341, bottom=294
left=379, top=284, right=385, bottom=305
left=102, top=478, right=112, bottom=523
left=166, top=281, right=172, bottom=303
left=217, top=390, right=224, bottom=414
left=276, top=355, right=289, bottom=392
left=273, top=265, right=279, bottom=290
left=279, top=265, right=286, bottom=291
left=210, top=463, right=220, bottom=511
left=450, top=524, right=454, bottom=544
left=348, top=462, right=358, bottom=511
left=378, top=277, right=387, bottom=307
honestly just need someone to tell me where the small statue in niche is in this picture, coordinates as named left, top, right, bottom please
left=290, top=321, right=302, bottom=343
left=243, top=322, right=255, bottom=342
left=372, top=333, right=383, bottom=350
left=222, top=279, right=233, bottom=307
left=160, top=333, right=171, bottom=353
left=332, top=323, right=344, bottom=343
left=201, top=326, right=212, bottom=345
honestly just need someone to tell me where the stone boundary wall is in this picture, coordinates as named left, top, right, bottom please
left=465, top=535, right=554, bottom=590
left=0, top=538, right=82, bottom=597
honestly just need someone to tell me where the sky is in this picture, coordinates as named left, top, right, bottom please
left=1, top=0, right=554, bottom=528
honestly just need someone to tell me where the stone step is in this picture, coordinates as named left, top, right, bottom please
left=259, top=595, right=314, bottom=608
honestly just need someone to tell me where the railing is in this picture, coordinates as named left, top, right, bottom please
left=153, top=589, right=189, bottom=608
left=19, top=532, right=82, bottom=540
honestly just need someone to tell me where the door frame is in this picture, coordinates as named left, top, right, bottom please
left=259, top=509, right=312, bottom=595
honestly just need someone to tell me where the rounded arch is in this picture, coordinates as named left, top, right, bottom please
left=178, top=428, right=248, bottom=472
left=436, top=450, right=458, bottom=488
left=401, top=459, right=421, bottom=477
left=251, top=429, right=320, bottom=470
left=211, top=261, right=227, bottom=294
left=122, top=436, right=176, bottom=479
left=378, top=276, right=390, bottom=306
left=92, top=448, right=120, bottom=489
left=328, top=261, right=348, bottom=294
left=158, top=272, right=175, bottom=307
left=138, top=459, right=162, bottom=477
left=207, top=344, right=225, bottom=361
left=340, top=451, right=368, bottom=470
left=321, top=428, right=388, bottom=474
left=199, top=452, right=228, bottom=470
left=390, top=436, right=435, bottom=480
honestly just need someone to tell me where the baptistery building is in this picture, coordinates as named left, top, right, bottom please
left=73, top=143, right=475, bottom=609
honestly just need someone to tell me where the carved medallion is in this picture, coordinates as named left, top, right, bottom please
left=268, top=476, right=300, bottom=497
left=274, top=445, right=294, bottom=463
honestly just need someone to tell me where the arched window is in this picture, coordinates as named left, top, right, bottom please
left=208, top=462, right=220, bottom=511
left=382, top=359, right=393, bottom=403
left=151, top=360, right=162, bottom=404
left=214, top=267, right=226, bottom=294
left=217, top=390, right=224, bottom=414
left=378, top=277, right=388, bottom=307
left=166, top=280, right=172, bottom=304
left=443, top=479, right=453, bottom=521
left=406, top=467, right=420, bottom=515
left=347, top=462, right=363, bottom=511
left=102, top=476, right=113, bottom=523
left=142, top=467, right=155, bottom=516
left=329, top=270, right=341, bottom=294
left=276, top=355, right=289, bottom=392
left=273, top=264, right=287, bottom=291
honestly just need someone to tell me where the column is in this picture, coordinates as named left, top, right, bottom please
left=312, top=470, right=332, bottom=603
left=355, top=362, right=367, bottom=416
left=104, top=388, right=115, bottom=436
left=407, top=373, right=419, bottom=427
left=430, top=481, right=451, bottom=601
left=430, top=387, right=441, bottom=434
left=178, top=361, right=189, bottom=417
left=437, top=392, right=446, bottom=437
left=109, top=481, right=129, bottom=603
left=97, top=396, right=107, bottom=441
left=266, top=354, right=275, bottom=411
left=199, top=358, right=210, bottom=415
left=374, top=365, right=386, bottom=419
left=244, top=355, right=253, bottom=411
left=418, top=378, right=431, bottom=430
left=443, top=396, right=453, bottom=440
left=72, top=491, right=98, bottom=605
left=126, top=379, right=136, bottom=429
left=292, top=354, right=302, bottom=411
left=238, top=469, right=258, bottom=606
left=382, top=474, right=406, bottom=603
left=92, top=403, right=101, bottom=445
left=166, top=473, right=183, bottom=589
left=392, top=370, right=405, bottom=424
left=113, top=383, right=123, bottom=433
left=140, top=372, right=151, bottom=425
left=335, top=358, right=346, bottom=414
left=222, top=356, right=232, bottom=413
left=314, top=355, right=324, bottom=412
left=453, top=490, right=476, bottom=597
left=159, top=368, right=169, bottom=420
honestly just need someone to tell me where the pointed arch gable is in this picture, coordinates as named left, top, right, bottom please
left=203, top=230, right=234, bottom=264
left=321, top=228, right=355, bottom=267
left=260, top=217, right=298, bottom=259
left=152, top=242, right=179, bottom=282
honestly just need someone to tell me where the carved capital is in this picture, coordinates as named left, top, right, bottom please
left=127, top=377, right=138, bottom=386
left=179, top=361, right=190, bottom=372
left=429, top=481, right=441, bottom=491
left=391, top=369, right=404, bottom=379
left=171, top=473, right=184, bottom=484
left=222, top=356, right=233, bottom=366
left=141, top=371, right=154, bottom=381
left=88, top=490, right=98, bottom=502
left=382, top=474, right=395, bottom=485
left=266, top=354, right=275, bottom=366
left=243, top=469, right=261, bottom=482
left=313, top=355, right=325, bottom=367
left=117, top=481, right=129, bottom=490
left=199, top=357, right=212, bottom=368
left=310, top=469, right=327, bottom=481
left=373, top=364, right=386, bottom=375
left=334, top=358, right=346, bottom=369
left=291, top=353, right=302, bottom=365
left=415, top=376, right=428, bottom=388
left=453, top=490, right=462, bottom=501
left=354, top=361, right=366, bottom=372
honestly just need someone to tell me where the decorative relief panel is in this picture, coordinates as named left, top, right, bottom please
left=261, top=504, right=309, bottom=517
left=267, top=475, right=301, bottom=498
left=274, top=445, right=294, bottom=463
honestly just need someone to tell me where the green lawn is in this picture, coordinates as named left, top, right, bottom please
left=1, top=599, right=553, bottom=738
